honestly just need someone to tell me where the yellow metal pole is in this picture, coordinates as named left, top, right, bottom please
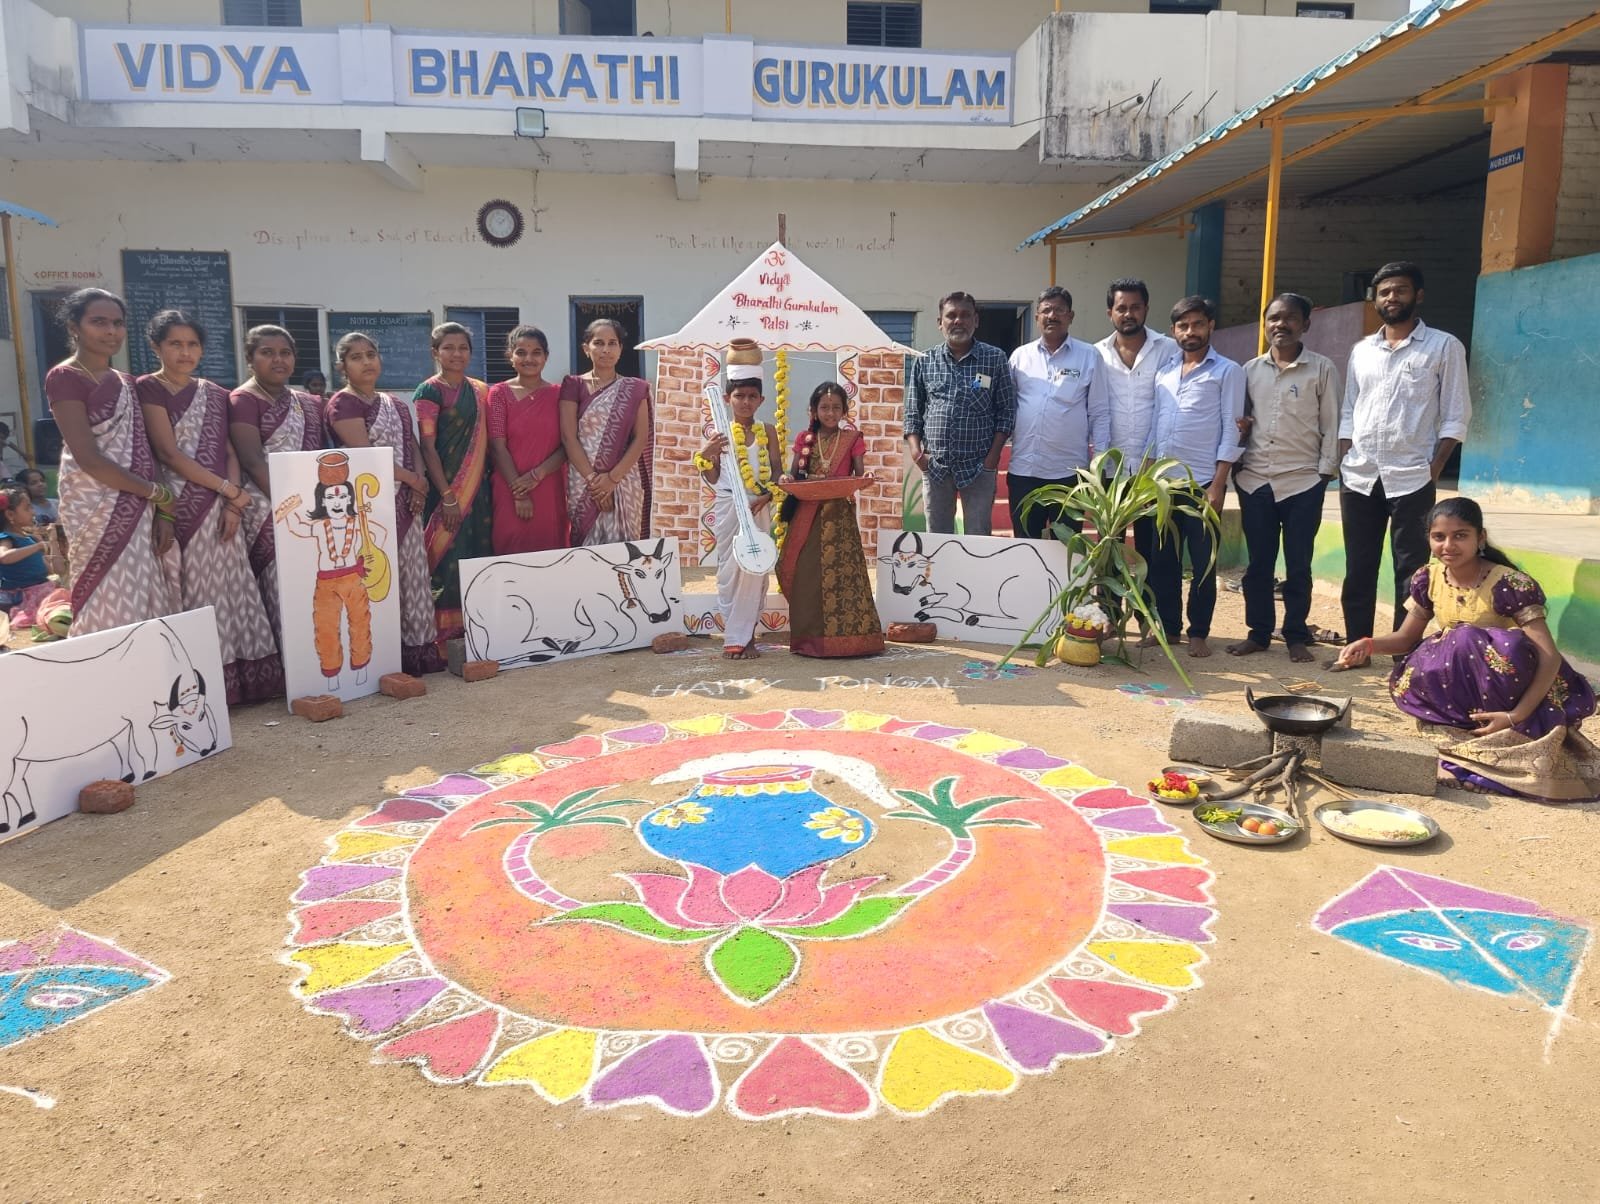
left=1049, top=240, right=1057, bottom=286
left=2, top=213, right=35, bottom=462
left=1257, top=120, right=1284, bottom=357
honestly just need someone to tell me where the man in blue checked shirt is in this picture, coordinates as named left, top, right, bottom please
left=1142, top=295, right=1246, bottom=658
left=904, top=291, right=1016, bottom=535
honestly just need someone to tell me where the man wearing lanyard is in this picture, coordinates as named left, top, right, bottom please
left=1337, top=261, right=1471, bottom=666
left=904, top=291, right=1015, bottom=535
left=1228, top=293, right=1340, bottom=664
left=1006, top=286, right=1109, bottom=538
left=1143, top=296, right=1246, bottom=658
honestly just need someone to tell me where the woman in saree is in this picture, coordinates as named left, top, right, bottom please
left=487, top=325, right=567, bottom=554
left=229, top=325, right=325, bottom=644
left=327, top=333, right=445, bottom=676
left=777, top=382, right=885, bottom=659
left=559, top=319, right=653, bottom=546
left=414, top=322, right=493, bottom=645
left=137, top=310, right=283, bottom=703
left=43, top=288, right=179, bottom=637
left=1337, top=497, right=1598, bottom=801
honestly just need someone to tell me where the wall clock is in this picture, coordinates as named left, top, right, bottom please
left=477, top=200, right=524, bottom=248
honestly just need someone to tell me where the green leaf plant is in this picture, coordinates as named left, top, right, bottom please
left=1001, top=449, right=1221, bottom=692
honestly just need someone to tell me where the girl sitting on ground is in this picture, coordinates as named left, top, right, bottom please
left=0, top=487, right=56, bottom=632
left=1336, top=496, right=1598, bottom=801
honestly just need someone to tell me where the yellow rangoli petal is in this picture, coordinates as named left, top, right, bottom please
left=329, top=831, right=416, bottom=861
left=288, top=942, right=410, bottom=996
left=1105, top=835, right=1201, bottom=864
left=1087, top=940, right=1204, bottom=988
left=473, top=753, right=544, bottom=778
left=878, top=1028, right=1017, bottom=1114
left=481, top=1028, right=598, bottom=1102
left=953, top=732, right=1027, bottom=756
left=1037, top=765, right=1113, bottom=789
left=843, top=711, right=892, bottom=731
left=670, top=716, right=727, bottom=736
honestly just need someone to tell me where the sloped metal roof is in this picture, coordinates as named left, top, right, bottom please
left=1021, top=0, right=1600, bottom=246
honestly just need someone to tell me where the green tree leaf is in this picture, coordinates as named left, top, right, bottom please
left=546, top=903, right=711, bottom=943
left=774, top=895, right=912, bottom=939
left=707, top=927, right=799, bottom=1004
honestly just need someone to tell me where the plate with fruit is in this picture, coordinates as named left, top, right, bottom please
left=1191, top=800, right=1300, bottom=845
left=1147, top=770, right=1203, bottom=805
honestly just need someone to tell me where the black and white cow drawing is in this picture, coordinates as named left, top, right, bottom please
left=0, top=619, right=220, bottom=834
left=463, top=540, right=679, bottom=666
left=881, top=531, right=1064, bottom=631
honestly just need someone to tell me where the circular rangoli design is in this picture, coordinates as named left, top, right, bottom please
left=285, top=710, right=1216, bottom=1118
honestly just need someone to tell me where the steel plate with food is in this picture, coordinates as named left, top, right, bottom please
left=1314, top=800, right=1440, bottom=847
left=777, top=477, right=871, bottom=501
left=1191, top=801, right=1300, bottom=845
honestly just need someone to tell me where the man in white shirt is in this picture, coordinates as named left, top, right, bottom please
left=1095, top=277, right=1177, bottom=572
left=1228, top=293, right=1340, bottom=664
left=1337, top=262, right=1471, bottom=661
left=1142, top=295, right=1246, bottom=658
left=1006, top=286, right=1109, bottom=538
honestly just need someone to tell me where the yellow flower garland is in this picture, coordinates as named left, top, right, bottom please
left=730, top=419, right=785, bottom=556
left=771, top=350, right=791, bottom=550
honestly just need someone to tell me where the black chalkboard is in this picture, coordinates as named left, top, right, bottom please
left=327, top=311, right=436, bottom=393
left=121, top=250, right=239, bottom=386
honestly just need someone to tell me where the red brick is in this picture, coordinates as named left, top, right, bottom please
left=859, top=353, right=886, bottom=369
left=463, top=660, right=500, bottom=682
left=380, top=672, right=426, bottom=700
left=292, top=694, right=344, bottom=722
left=652, top=632, right=691, bottom=653
left=79, top=779, right=135, bottom=815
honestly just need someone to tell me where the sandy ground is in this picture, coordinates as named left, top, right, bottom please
left=2, top=572, right=1597, bottom=1204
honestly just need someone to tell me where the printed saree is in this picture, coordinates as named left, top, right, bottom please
left=415, top=376, right=494, bottom=643
left=561, top=374, right=653, bottom=546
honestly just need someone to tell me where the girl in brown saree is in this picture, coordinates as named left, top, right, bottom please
left=777, top=383, right=885, bottom=658
left=559, top=319, right=654, bottom=546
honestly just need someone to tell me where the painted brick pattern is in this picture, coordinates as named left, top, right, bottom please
left=1218, top=192, right=1484, bottom=345
left=650, top=349, right=908, bottom=559
left=1553, top=66, right=1600, bottom=262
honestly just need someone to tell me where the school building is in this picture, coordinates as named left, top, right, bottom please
left=0, top=0, right=1407, bottom=445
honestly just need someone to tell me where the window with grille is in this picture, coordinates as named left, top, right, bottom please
left=847, top=2, right=922, bottom=48
left=222, top=0, right=302, bottom=26
left=559, top=0, right=636, bottom=36
left=1297, top=2, right=1354, bottom=16
left=866, top=310, right=917, bottom=349
left=445, top=307, right=523, bottom=385
left=241, top=305, right=323, bottom=386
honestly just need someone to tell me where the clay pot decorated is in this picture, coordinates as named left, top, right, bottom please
left=1054, top=631, right=1103, bottom=667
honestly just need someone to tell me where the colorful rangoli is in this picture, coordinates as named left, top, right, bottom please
left=285, top=710, right=1216, bottom=1118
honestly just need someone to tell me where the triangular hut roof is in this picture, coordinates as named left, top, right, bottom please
left=638, top=242, right=917, bottom=355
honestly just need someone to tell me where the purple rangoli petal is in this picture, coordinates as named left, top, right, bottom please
left=588, top=1034, right=717, bottom=1114
left=912, top=724, right=971, bottom=741
left=790, top=709, right=845, bottom=729
left=295, top=864, right=399, bottom=903
left=609, top=723, right=669, bottom=745
left=1109, top=903, right=1215, bottom=944
left=995, top=748, right=1071, bottom=771
left=984, top=1002, right=1105, bottom=1070
left=1092, top=807, right=1177, bottom=835
left=403, top=774, right=491, bottom=799
left=311, top=977, right=447, bottom=1036
left=357, top=798, right=449, bottom=826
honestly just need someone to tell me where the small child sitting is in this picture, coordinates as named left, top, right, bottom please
left=0, top=487, right=56, bottom=632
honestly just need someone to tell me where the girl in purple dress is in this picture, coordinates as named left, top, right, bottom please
left=1337, top=497, right=1598, bottom=800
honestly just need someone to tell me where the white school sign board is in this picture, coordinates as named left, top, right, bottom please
left=269, top=448, right=402, bottom=708
left=460, top=538, right=683, bottom=669
left=874, top=530, right=1072, bottom=646
left=0, top=608, right=231, bottom=844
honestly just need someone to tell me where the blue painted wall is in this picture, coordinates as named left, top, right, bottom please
left=1460, top=252, right=1600, bottom=509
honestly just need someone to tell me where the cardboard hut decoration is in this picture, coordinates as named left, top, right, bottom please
left=638, top=242, right=916, bottom=565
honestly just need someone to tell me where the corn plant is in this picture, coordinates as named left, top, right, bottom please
left=1002, top=449, right=1221, bottom=690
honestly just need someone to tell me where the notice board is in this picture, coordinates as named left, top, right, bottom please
left=326, top=311, right=435, bottom=392
left=121, top=250, right=239, bottom=386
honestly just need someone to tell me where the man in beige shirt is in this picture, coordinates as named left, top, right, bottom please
left=1227, top=293, right=1340, bottom=663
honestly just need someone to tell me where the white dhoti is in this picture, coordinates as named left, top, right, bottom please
left=713, top=487, right=771, bottom=649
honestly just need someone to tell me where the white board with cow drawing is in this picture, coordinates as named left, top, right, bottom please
left=268, top=447, right=402, bottom=709
left=459, top=537, right=684, bottom=669
left=0, top=607, right=231, bottom=844
left=874, top=530, right=1074, bottom=646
